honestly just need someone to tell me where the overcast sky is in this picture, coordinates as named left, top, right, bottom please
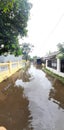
left=19, top=0, right=64, bottom=57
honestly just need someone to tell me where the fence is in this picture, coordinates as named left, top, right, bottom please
left=0, top=60, right=25, bottom=83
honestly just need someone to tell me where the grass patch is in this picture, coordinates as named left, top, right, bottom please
left=42, top=67, right=64, bottom=84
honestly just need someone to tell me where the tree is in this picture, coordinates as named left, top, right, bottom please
left=21, top=43, right=33, bottom=61
left=0, top=0, right=32, bottom=55
left=0, top=0, right=15, bottom=12
left=57, top=43, right=64, bottom=53
left=57, top=43, right=64, bottom=59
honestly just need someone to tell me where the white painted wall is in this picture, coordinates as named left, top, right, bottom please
left=46, top=59, right=64, bottom=77
left=46, top=60, right=48, bottom=68
left=57, top=58, right=61, bottom=72
left=46, top=66, right=64, bottom=77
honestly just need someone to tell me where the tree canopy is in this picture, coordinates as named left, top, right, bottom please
left=57, top=43, right=64, bottom=53
left=21, top=43, right=33, bottom=61
left=57, top=43, right=64, bottom=59
left=0, top=0, right=32, bottom=56
left=0, top=0, right=15, bottom=12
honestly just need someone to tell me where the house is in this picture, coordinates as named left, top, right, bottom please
left=44, top=51, right=64, bottom=77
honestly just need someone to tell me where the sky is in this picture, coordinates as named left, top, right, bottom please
left=19, top=0, right=64, bottom=57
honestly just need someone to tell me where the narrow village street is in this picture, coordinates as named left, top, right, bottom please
left=0, top=63, right=64, bottom=130
left=0, top=1, right=64, bottom=130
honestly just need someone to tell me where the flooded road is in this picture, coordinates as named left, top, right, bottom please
left=0, top=64, right=64, bottom=130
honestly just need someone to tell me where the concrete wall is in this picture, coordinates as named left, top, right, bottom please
left=0, top=60, right=25, bottom=83
left=46, top=59, right=64, bottom=77
left=0, top=54, right=22, bottom=63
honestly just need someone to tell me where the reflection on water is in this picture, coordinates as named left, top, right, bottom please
left=21, top=70, right=31, bottom=82
left=34, top=64, right=42, bottom=70
left=0, top=69, right=33, bottom=130
left=48, top=78, right=64, bottom=109
left=0, top=126, right=7, bottom=130
left=0, top=85, right=33, bottom=130
left=0, top=64, right=64, bottom=130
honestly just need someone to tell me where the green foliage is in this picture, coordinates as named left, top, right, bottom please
left=0, top=0, right=15, bottom=12
left=21, top=43, right=33, bottom=61
left=57, top=43, right=64, bottom=59
left=57, top=53, right=64, bottom=59
left=57, top=43, right=64, bottom=53
left=43, top=68, right=64, bottom=84
left=0, top=0, right=32, bottom=56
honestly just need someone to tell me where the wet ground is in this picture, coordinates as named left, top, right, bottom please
left=0, top=64, right=64, bottom=130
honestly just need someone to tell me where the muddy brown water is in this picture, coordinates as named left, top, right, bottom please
left=0, top=64, right=64, bottom=130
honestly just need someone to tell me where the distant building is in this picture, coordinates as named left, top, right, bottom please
left=44, top=51, right=64, bottom=77
left=36, top=58, right=42, bottom=64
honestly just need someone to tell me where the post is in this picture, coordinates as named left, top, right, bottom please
left=57, top=58, right=61, bottom=72
left=17, top=61, right=19, bottom=68
left=9, top=61, right=12, bottom=73
left=46, top=60, right=48, bottom=68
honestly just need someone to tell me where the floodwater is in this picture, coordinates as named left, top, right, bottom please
left=0, top=64, right=64, bottom=130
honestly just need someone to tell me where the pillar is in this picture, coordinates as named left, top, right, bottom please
left=9, top=61, right=12, bottom=73
left=46, top=60, right=48, bottom=68
left=17, top=61, right=19, bottom=68
left=57, top=58, right=61, bottom=72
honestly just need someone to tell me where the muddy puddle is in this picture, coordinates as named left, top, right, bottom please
left=0, top=64, right=64, bottom=130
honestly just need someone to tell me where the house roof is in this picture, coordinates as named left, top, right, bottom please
left=44, top=51, right=59, bottom=60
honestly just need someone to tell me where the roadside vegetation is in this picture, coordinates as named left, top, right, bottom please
left=42, top=67, right=64, bottom=84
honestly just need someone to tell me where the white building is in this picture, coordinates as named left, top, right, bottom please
left=45, top=51, right=64, bottom=77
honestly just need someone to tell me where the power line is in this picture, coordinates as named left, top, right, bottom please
left=50, top=13, right=64, bottom=35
